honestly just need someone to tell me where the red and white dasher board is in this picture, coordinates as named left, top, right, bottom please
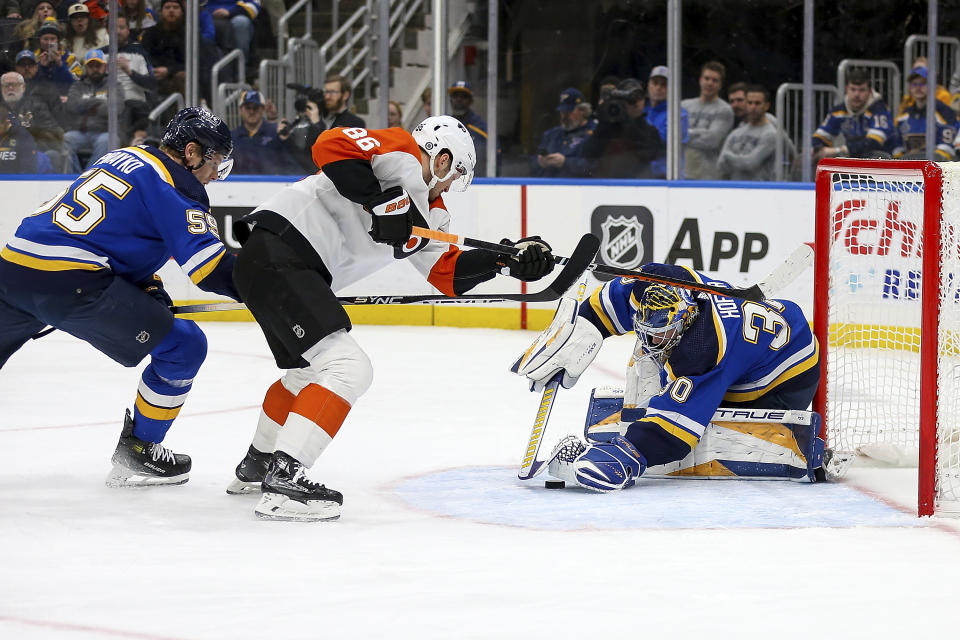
left=0, top=180, right=816, bottom=317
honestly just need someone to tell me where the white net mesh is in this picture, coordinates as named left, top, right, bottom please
left=823, top=162, right=960, bottom=514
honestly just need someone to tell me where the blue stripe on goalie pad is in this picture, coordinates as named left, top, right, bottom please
left=392, top=466, right=926, bottom=530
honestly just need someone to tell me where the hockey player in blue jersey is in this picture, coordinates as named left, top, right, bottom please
left=513, top=263, right=820, bottom=492
left=0, top=106, right=238, bottom=488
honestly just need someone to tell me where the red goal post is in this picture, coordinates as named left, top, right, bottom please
left=814, top=158, right=960, bottom=517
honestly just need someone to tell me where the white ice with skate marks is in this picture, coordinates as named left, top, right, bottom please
left=3, top=323, right=960, bottom=639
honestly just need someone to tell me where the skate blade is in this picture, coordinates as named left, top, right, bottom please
left=105, top=465, right=189, bottom=488
left=226, top=479, right=262, bottom=495
left=254, top=492, right=341, bottom=522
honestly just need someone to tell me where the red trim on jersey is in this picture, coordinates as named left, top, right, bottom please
left=312, top=126, right=421, bottom=171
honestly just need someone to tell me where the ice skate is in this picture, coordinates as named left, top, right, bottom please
left=105, top=409, right=191, bottom=487
left=254, top=451, right=342, bottom=522
left=226, top=445, right=272, bottom=495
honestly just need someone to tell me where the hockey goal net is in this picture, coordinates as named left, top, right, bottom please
left=814, top=158, right=960, bottom=517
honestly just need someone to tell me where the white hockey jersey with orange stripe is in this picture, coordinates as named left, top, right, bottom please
left=247, top=126, right=464, bottom=295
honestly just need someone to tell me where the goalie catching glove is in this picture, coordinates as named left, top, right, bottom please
left=510, top=297, right=604, bottom=391
left=366, top=186, right=414, bottom=247
left=497, top=236, right=555, bottom=281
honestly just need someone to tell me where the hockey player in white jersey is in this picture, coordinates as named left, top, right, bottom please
left=512, top=263, right=821, bottom=492
left=228, top=116, right=556, bottom=521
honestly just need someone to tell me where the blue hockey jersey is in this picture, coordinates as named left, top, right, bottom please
left=812, top=94, right=895, bottom=157
left=891, top=100, right=956, bottom=160
left=579, top=263, right=820, bottom=466
left=1, top=145, right=234, bottom=292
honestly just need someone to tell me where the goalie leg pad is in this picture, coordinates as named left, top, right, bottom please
left=548, top=435, right=647, bottom=492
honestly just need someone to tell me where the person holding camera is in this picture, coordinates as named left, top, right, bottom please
left=34, top=16, right=82, bottom=98
left=278, top=83, right=326, bottom=173
left=582, top=77, right=663, bottom=179
left=322, top=74, right=365, bottom=129
left=531, top=86, right=595, bottom=178
left=230, top=89, right=300, bottom=175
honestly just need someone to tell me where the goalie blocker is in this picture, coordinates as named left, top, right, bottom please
left=583, top=387, right=825, bottom=483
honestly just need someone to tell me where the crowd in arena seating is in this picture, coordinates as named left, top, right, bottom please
left=1, top=3, right=959, bottom=179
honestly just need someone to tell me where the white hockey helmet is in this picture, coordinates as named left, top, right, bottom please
left=412, top=115, right=476, bottom=192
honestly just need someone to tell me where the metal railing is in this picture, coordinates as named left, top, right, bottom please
left=389, top=0, right=424, bottom=48
left=277, top=0, right=313, bottom=59
left=837, top=59, right=901, bottom=116
left=319, top=5, right=374, bottom=104
left=775, top=83, right=840, bottom=181
left=904, top=35, right=960, bottom=88
left=259, top=55, right=295, bottom=120
left=211, top=49, right=247, bottom=119
left=149, top=92, right=185, bottom=124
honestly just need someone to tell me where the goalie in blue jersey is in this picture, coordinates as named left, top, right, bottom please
left=512, top=263, right=821, bottom=492
left=0, top=107, right=239, bottom=488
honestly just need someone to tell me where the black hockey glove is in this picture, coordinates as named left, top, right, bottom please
left=141, top=274, right=173, bottom=308
left=366, top=186, right=413, bottom=247
left=498, top=236, right=556, bottom=281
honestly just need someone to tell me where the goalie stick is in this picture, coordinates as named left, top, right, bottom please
left=513, top=244, right=814, bottom=481
left=411, top=227, right=810, bottom=302
left=171, top=233, right=600, bottom=314
left=517, top=280, right=590, bottom=480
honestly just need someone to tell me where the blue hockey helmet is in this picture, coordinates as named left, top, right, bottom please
left=633, top=284, right=699, bottom=358
left=162, top=107, right=234, bottom=179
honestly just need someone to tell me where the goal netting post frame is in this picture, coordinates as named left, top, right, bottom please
left=814, top=158, right=960, bottom=517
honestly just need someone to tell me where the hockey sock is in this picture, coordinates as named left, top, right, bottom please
left=275, top=384, right=351, bottom=467
left=132, top=320, right=206, bottom=442
left=251, top=379, right=296, bottom=453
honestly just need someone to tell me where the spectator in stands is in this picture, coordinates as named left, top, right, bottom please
left=323, top=74, right=365, bottom=128
left=34, top=16, right=82, bottom=93
left=892, top=66, right=955, bottom=161
left=0, top=100, right=38, bottom=173
left=643, top=65, right=689, bottom=179
left=63, top=48, right=116, bottom=170
left=900, top=56, right=951, bottom=117
left=531, top=86, right=595, bottom=178
left=1, top=0, right=22, bottom=18
left=231, top=89, right=299, bottom=175
left=11, top=0, right=55, bottom=49
left=596, top=75, right=619, bottom=106
left=277, top=89, right=324, bottom=173
left=727, top=81, right=747, bottom=128
left=64, top=3, right=106, bottom=61
left=387, top=99, right=402, bottom=128
left=120, top=0, right=156, bottom=39
left=207, top=0, right=259, bottom=70
left=140, top=0, right=187, bottom=98
left=582, top=77, right=663, bottom=178
left=15, top=48, right=64, bottom=120
left=2, top=68, right=68, bottom=171
left=447, top=79, right=490, bottom=176
left=717, top=85, right=777, bottom=181
left=421, top=87, right=431, bottom=117
left=681, top=61, right=734, bottom=180
left=106, top=15, right=155, bottom=138
left=813, top=68, right=895, bottom=162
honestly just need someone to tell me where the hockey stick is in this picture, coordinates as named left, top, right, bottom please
left=516, top=279, right=591, bottom=481
left=172, top=233, right=600, bottom=314
left=756, top=243, right=814, bottom=298
left=413, top=226, right=775, bottom=302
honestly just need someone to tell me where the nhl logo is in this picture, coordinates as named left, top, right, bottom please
left=136, top=331, right=150, bottom=343
left=292, top=324, right=305, bottom=338
left=600, top=215, right=645, bottom=270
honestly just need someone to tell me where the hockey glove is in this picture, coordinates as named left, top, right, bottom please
left=510, top=297, right=603, bottom=391
left=497, top=236, right=555, bottom=281
left=366, top=186, right=413, bottom=247
left=141, top=274, right=172, bottom=308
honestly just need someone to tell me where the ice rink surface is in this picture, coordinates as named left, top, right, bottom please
left=2, top=322, right=959, bottom=639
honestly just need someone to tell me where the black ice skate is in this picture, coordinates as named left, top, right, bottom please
left=105, top=409, right=191, bottom=487
left=254, top=451, right=342, bottom=522
left=226, top=445, right=272, bottom=495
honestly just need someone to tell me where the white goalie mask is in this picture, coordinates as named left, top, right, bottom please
left=633, top=284, right=699, bottom=360
left=412, top=115, right=476, bottom=192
